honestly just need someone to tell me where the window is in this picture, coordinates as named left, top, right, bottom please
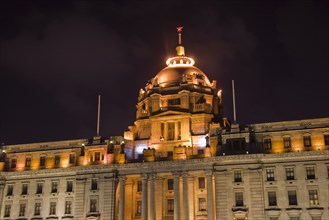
left=4, top=204, right=11, bottom=217
left=324, top=134, right=329, bottom=145
left=167, top=179, right=174, bottom=190
left=95, top=152, right=101, bottom=161
left=177, top=122, right=181, bottom=140
left=91, top=179, right=98, bottom=190
left=306, top=167, right=316, bottom=179
left=198, top=149, right=204, bottom=155
left=198, top=177, right=205, bottom=189
left=65, top=201, right=72, bottom=214
left=266, top=169, right=275, bottom=181
left=49, top=202, right=56, bottom=215
left=167, top=199, right=174, bottom=213
left=11, top=158, right=17, bottom=169
left=6, top=185, right=13, bottom=196
left=235, top=192, right=244, bottom=206
left=69, top=153, right=76, bottom=164
left=168, top=122, right=175, bottom=140
left=309, top=190, right=319, bottom=205
left=286, top=167, right=295, bottom=180
left=51, top=182, right=58, bottom=193
left=199, top=198, right=207, bottom=211
left=19, top=204, right=26, bottom=216
left=36, top=183, right=43, bottom=194
left=66, top=181, right=73, bottom=192
left=283, top=137, right=291, bottom=148
left=290, top=217, right=300, bottom=220
left=54, top=155, right=60, bottom=166
left=137, top=181, right=142, bottom=192
left=136, top=201, right=142, bottom=215
left=90, top=199, right=97, bottom=212
left=263, top=138, right=272, bottom=149
left=168, top=98, right=180, bottom=106
left=327, top=166, right=329, bottom=178
left=288, top=190, right=298, bottom=205
left=160, top=123, right=164, bottom=139
left=25, top=157, right=31, bottom=167
left=268, top=191, right=277, bottom=206
left=22, top=184, right=28, bottom=195
left=234, top=170, right=242, bottom=182
left=303, top=136, right=312, bottom=147
left=40, top=156, right=46, bottom=167
left=167, top=151, right=173, bottom=157
left=34, top=202, right=41, bottom=215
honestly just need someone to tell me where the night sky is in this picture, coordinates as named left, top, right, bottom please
left=0, top=0, right=328, bottom=145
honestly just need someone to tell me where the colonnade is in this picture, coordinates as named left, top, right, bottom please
left=117, top=170, right=219, bottom=220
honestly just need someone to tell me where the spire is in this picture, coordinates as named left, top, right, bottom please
left=176, top=26, right=185, bottom=56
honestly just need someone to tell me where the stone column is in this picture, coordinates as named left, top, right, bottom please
left=214, top=173, right=221, bottom=220
left=74, top=177, right=86, bottom=218
left=118, top=175, right=126, bottom=220
left=142, top=173, right=148, bottom=220
left=173, top=172, right=181, bottom=220
left=149, top=174, right=156, bottom=220
left=103, top=174, right=117, bottom=219
left=206, top=170, right=214, bottom=220
left=182, top=171, right=189, bottom=220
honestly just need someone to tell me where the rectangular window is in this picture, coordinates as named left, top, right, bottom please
left=69, top=154, right=76, bottom=164
left=167, top=151, right=173, bottom=157
left=167, top=199, right=174, bottom=213
left=6, top=185, right=13, bottom=196
left=65, top=201, right=72, bottom=214
left=51, top=182, right=58, bottom=193
left=160, top=123, right=164, bottom=138
left=4, top=204, right=11, bottom=217
left=309, top=190, right=319, bottom=205
left=95, top=152, right=101, bottom=161
left=90, top=199, right=97, bottom=212
left=54, top=155, right=61, bottom=166
left=34, top=202, right=41, bottom=215
left=19, top=204, right=26, bottom=216
left=235, top=192, right=244, bottom=206
left=234, top=170, right=242, bottom=182
left=167, top=179, right=174, bottom=191
left=137, top=181, right=142, bottom=192
left=199, top=198, right=207, bottom=211
left=177, top=121, right=181, bottom=140
left=288, top=190, right=298, bottom=205
left=286, top=167, right=295, bottom=180
left=284, top=137, right=291, bottom=148
left=36, top=183, right=43, bottom=194
left=324, top=134, right=329, bottom=145
left=66, top=181, right=73, bottom=192
left=136, top=201, right=142, bottom=215
left=198, top=177, right=205, bottom=189
left=168, top=122, right=175, bottom=140
left=11, top=158, right=17, bottom=169
left=268, top=191, right=277, bottom=206
left=303, top=136, right=312, bottom=147
left=40, top=156, right=46, bottom=167
left=22, top=184, right=28, bottom=195
left=266, top=169, right=275, bottom=181
left=25, top=157, right=31, bottom=167
left=263, top=138, right=272, bottom=149
left=198, top=149, right=204, bottom=155
left=91, top=179, right=98, bottom=190
left=49, top=202, right=56, bottom=215
left=306, top=167, right=316, bottom=179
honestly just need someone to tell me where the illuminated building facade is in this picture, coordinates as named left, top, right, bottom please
left=0, top=28, right=328, bottom=220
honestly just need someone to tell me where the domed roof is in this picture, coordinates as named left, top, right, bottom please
left=152, top=64, right=211, bottom=87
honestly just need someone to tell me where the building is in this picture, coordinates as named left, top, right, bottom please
left=0, top=28, right=328, bottom=220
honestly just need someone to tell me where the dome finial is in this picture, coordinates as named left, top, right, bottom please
left=176, top=26, right=185, bottom=56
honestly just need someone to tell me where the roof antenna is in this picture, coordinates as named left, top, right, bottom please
left=97, top=94, right=101, bottom=136
left=232, top=80, right=237, bottom=123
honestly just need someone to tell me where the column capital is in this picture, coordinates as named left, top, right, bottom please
left=181, top=171, right=189, bottom=178
left=149, top=173, right=157, bottom=179
left=172, top=171, right=181, bottom=177
left=141, top=173, right=148, bottom=180
left=205, top=170, right=213, bottom=176
left=118, top=175, right=126, bottom=182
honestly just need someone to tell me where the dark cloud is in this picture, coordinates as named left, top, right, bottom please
left=0, top=0, right=328, bottom=144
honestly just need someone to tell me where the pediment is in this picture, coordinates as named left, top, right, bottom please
left=150, top=110, right=191, bottom=118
